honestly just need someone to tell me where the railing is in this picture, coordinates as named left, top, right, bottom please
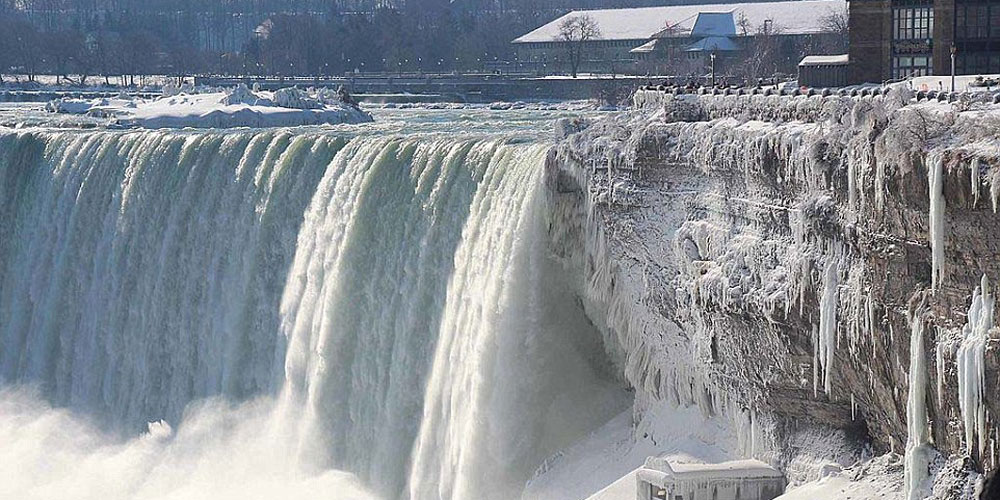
left=634, top=84, right=1000, bottom=104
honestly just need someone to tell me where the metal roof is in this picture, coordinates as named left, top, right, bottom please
left=686, top=36, right=740, bottom=52
left=799, top=54, right=850, bottom=66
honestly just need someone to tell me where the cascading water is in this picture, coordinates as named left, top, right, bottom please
left=0, top=118, right=627, bottom=499
left=0, top=129, right=338, bottom=425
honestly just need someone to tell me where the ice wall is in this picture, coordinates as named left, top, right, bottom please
left=547, top=90, right=1000, bottom=490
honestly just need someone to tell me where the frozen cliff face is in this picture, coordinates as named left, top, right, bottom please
left=545, top=91, right=1000, bottom=495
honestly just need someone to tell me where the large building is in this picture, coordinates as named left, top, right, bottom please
left=511, top=0, right=847, bottom=77
left=849, top=0, right=1000, bottom=83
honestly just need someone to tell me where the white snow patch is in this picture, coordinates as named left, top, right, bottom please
left=46, top=85, right=372, bottom=129
left=523, top=400, right=738, bottom=500
left=777, top=454, right=905, bottom=500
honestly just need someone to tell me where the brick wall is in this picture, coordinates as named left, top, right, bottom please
left=849, top=0, right=892, bottom=83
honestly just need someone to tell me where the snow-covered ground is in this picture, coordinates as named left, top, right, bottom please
left=906, top=74, right=1000, bottom=92
left=776, top=454, right=905, bottom=500
left=524, top=398, right=898, bottom=500
left=523, top=400, right=739, bottom=500
left=45, top=84, right=372, bottom=128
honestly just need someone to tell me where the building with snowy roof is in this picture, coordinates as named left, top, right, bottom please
left=798, top=54, right=849, bottom=87
left=635, top=457, right=785, bottom=500
left=511, top=0, right=847, bottom=78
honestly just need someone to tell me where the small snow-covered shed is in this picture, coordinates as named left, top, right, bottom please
left=635, top=458, right=785, bottom=500
left=798, top=54, right=849, bottom=88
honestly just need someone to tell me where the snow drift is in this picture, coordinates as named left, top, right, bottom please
left=45, top=84, right=372, bottom=128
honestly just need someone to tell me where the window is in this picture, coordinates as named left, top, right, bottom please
left=892, top=6, right=933, bottom=40
left=993, top=6, right=1000, bottom=37
left=893, top=55, right=932, bottom=78
left=956, top=4, right=990, bottom=38
left=650, top=483, right=668, bottom=500
left=957, top=51, right=1000, bottom=74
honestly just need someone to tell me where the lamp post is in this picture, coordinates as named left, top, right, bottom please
left=710, top=50, right=716, bottom=87
left=950, top=45, right=957, bottom=92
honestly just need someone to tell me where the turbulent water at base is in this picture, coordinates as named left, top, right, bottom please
left=0, top=108, right=626, bottom=500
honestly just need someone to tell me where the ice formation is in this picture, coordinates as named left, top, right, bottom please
left=957, top=275, right=993, bottom=458
left=927, top=154, right=946, bottom=293
left=560, top=89, right=1000, bottom=496
left=904, top=307, right=933, bottom=500
left=817, top=256, right=840, bottom=396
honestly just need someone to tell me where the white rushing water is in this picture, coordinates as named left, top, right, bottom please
left=0, top=110, right=626, bottom=500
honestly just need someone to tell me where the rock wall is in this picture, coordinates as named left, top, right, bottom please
left=545, top=90, right=1000, bottom=496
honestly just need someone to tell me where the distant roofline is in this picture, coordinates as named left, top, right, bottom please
left=511, top=0, right=844, bottom=44
left=799, top=54, right=850, bottom=66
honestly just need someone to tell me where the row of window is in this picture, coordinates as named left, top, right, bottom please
left=957, top=51, right=1000, bottom=74
left=955, top=4, right=1000, bottom=39
left=892, top=6, right=933, bottom=41
left=892, top=54, right=932, bottom=78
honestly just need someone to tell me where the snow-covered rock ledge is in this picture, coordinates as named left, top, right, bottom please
left=540, top=92, right=1000, bottom=498
left=46, top=84, right=373, bottom=129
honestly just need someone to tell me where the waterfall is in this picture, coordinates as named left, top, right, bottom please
left=0, top=129, right=338, bottom=426
left=0, top=127, right=626, bottom=499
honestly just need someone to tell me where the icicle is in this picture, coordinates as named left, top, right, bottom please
left=994, top=427, right=998, bottom=468
left=928, top=154, right=946, bottom=293
left=813, top=323, right=820, bottom=398
left=904, top=308, right=933, bottom=500
left=848, top=153, right=858, bottom=212
left=867, top=290, right=878, bottom=359
left=992, top=164, right=1000, bottom=213
left=971, top=158, right=981, bottom=208
left=936, top=337, right=945, bottom=410
left=957, top=274, right=992, bottom=458
left=875, top=156, right=886, bottom=213
left=817, top=257, right=839, bottom=395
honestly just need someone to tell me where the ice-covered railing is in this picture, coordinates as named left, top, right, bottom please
left=634, top=85, right=1000, bottom=118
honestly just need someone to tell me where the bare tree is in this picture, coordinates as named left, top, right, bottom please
left=819, top=8, right=848, bottom=36
left=739, top=20, right=783, bottom=83
left=736, top=11, right=751, bottom=37
left=556, top=14, right=600, bottom=78
left=818, top=7, right=848, bottom=53
left=44, top=29, right=84, bottom=84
